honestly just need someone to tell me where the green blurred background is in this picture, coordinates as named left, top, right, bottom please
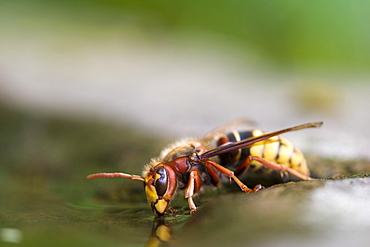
left=1, top=1, right=369, bottom=71
left=0, top=1, right=369, bottom=246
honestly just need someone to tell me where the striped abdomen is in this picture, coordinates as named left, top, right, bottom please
left=216, top=129, right=309, bottom=185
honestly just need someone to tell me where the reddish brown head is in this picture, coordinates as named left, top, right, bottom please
left=143, top=164, right=177, bottom=215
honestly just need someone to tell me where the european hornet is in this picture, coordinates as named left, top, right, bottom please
left=87, top=121, right=323, bottom=216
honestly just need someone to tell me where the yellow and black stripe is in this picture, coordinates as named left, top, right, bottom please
left=216, top=129, right=309, bottom=185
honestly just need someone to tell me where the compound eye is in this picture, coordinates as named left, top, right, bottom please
left=154, top=166, right=168, bottom=196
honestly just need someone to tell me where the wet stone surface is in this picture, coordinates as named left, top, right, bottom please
left=178, top=178, right=370, bottom=247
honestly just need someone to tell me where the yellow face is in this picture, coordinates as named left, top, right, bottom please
left=144, top=165, right=176, bottom=215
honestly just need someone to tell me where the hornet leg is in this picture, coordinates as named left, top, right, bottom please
left=205, top=160, right=262, bottom=193
left=185, top=168, right=202, bottom=214
left=234, top=156, right=313, bottom=181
